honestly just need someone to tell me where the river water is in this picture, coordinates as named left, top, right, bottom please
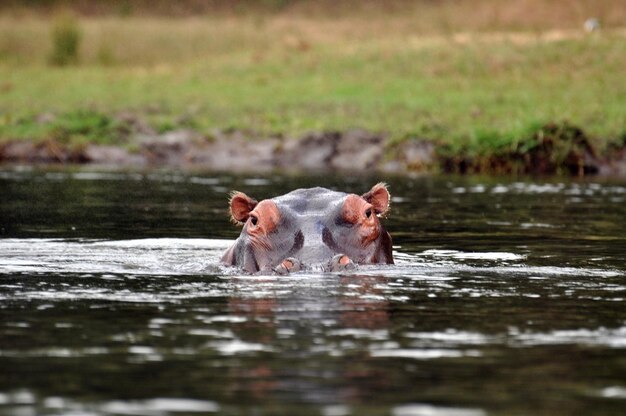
left=0, top=168, right=624, bottom=416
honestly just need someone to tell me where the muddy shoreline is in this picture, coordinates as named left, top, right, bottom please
left=1, top=125, right=625, bottom=176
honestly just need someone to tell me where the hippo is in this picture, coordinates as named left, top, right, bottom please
left=221, top=183, right=394, bottom=274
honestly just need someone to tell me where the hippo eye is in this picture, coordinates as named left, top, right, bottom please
left=365, top=208, right=372, bottom=219
left=250, top=215, right=258, bottom=226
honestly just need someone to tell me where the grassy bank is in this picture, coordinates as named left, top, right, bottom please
left=0, top=2, right=625, bottom=161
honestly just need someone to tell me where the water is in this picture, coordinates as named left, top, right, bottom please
left=0, top=168, right=625, bottom=415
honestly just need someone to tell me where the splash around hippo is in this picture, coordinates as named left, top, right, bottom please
left=221, top=183, right=394, bottom=274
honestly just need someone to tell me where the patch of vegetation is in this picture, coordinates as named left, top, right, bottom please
left=440, top=122, right=603, bottom=176
left=48, top=14, right=81, bottom=66
left=51, top=111, right=131, bottom=144
left=0, top=111, right=131, bottom=145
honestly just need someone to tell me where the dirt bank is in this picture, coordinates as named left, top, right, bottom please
left=0, top=128, right=428, bottom=173
left=1, top=121, right=625, bottom=176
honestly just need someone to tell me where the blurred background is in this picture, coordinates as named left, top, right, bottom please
left=0, top=0, right=624, bottom=171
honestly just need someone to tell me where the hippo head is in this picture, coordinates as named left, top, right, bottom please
left=221, top=183, right=394, bottom=274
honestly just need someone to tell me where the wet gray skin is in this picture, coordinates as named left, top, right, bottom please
left=221, top=183, right=394, bottom=274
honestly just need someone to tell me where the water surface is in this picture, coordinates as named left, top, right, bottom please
left=1, top=168, right=625, bottom=415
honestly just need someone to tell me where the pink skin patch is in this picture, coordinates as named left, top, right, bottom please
left=229, top=191, right=258, bottom=224
left=246, top=200, right=280, bottom=236
left=341, top=194, right=381, bottom=246
left=229, top=192, right=281, bottom=251
left=361, top=182, right=390, bottom=216
left=339, top=255, right=351, bottom=265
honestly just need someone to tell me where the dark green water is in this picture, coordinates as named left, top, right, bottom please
left=1, top=168, right=625, bottom=416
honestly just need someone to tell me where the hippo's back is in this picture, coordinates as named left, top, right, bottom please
left=273, top=187, right=347, bottom=215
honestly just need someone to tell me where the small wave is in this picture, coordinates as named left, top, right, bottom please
left=370, top=348, right=482, bottom=360
left=92, top=238, right=232, bottom=249
left=0, top=238, right=230, bottom=276
left=0, top=391, right=220, bottom=414
left=597, top=386, right=626, bottom=399
left=511, top=326, right=626, bottom=348
left=0, top=239, right=620, bottom=294
left=392, top=404, right=486, bottom=416
left=420, top=249, right=525, bottom=261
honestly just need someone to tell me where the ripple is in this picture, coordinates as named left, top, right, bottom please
left=101, top=398, right=220, bottom=413
left=405, top=330, right=490, bottom=346
left=207, top=339, right=273, bottom=355
left=598, top=386, right=626, bottom=399
left=0, top=238, right=230, bottom=276
left=420, top=249, right=525, bottom=261
left=370, top=348, right=482, bottom=359
left=0, top=347, right=109, bottom=358
left=511, top=326, right=626, bottom=348
left=392, top=404, right=486, bottom=416
left=0, top=391, right=221, bottom=415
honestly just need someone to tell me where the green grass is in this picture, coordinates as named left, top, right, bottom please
left=0, top=13, right=624, bottom=156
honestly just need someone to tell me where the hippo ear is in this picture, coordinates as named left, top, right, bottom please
left=362, top=182, right=390, bottom=216
left=229, top=191, right=258, bottom=225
